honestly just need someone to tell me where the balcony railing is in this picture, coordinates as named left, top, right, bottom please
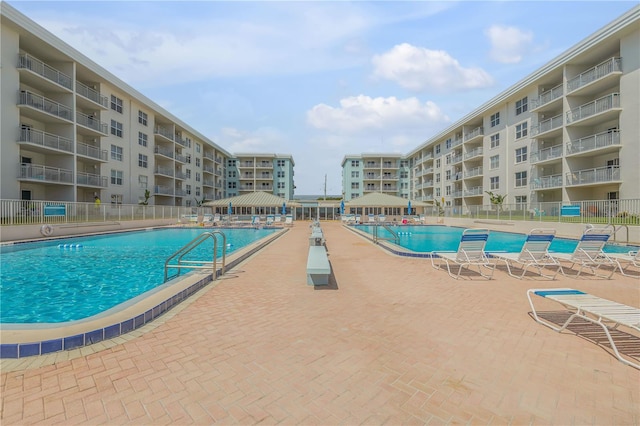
left=451, top=155, right=463, bottom=164
left=450, top=138, right=463, bottom=148
left=566, top=93, right=620, bottom=124
left=154, top=146, right=174, bottom=159
left=18, top=164, right=73, bottom=184
left=76, top=111, right=108, bottom=134
left=566, top=166, right=620, bottom=186
left=76, top=81, right=108, bottom=107
left=18, top=53, right=72, bottom=89
left=364, top=163, right=381, bottom=169
left=19, top=128, right=73, bottom=153
left=464, top=166, right=483, bottom=178
left=531, top=84, right=563, bottom=109
left=531, top=114, right=562, bottom=136
left=530, top=145, right=563, bottom=164
left=464, top=126, right=484, bottom=142
left=154, top=185, right=174, bottom=195
left=567, top=57, right=622, bottom=93
left=464, top=147, right=483, bottom=160
left=566, top=130, right=620, bottom=155
left=18, top=91, right=73, bottom=121
left=530, top=174, right=563, bottom=189
left=154, top=126, right=173, bottom=140
left=77, top=142, right=108, bottom=161
left=76, top=172, right=108, bottom=188
left=155, top=167, right=174, bottom=177
left=464, top=186, right=483, bottom=196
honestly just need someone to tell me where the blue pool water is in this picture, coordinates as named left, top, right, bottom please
left=0, top=228, right=277, bottom=324
left=356, top=225, right=637, bottom=255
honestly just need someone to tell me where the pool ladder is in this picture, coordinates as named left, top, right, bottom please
left=164, top=231, right=227, bottom=282
left=372, top=224, right=399, bottom=244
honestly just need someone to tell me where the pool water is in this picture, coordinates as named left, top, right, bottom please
left=0, top=227, right=276, bottom=323
left=357, top=225, right=637, bottom=254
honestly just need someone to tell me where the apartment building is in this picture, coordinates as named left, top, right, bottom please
left=344, top=6, right=639, bottom=209
left=226, top=154, right=295, bottom=201
left=1, top=4, right=297, bottom=207
left=341, top=154, right=411, bottom=201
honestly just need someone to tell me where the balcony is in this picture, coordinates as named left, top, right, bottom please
left=530, top=145, right=563, bottom=164
left=464, top=186, right=483, bottom=197
left=364, top=162, right=381, bottom=169
left=18, top=91, right=73, bottom=122
left=566, top=166, right=620, bottom=186
left=238, top=162, right=255, bottom=168
left=203, top=151, right=215, bottom=161
left=463, top=166, right=483, bottom=179
left=77, top=142, right=108, bottom=162
left=256, top=162, right=273, bottom=169
left=451, top=154, right=463, bottom=164
left=76, top=111, right=108, bottom=135
left=175, top=154, right=187, bottom=164
left=154, top=126, right=174, bottom=141
left=18, top=164, right=73, bottom=184
left=566, top=130, right=620, bottom=157
left=76, top=81, right=108, bottom=109
left=154, top=146, right=174, bottom=159
left=531, top=114, right=562, bottom=137
left=566, top=93, right=620, bottom=125
left=464, top=126, right=483, bottom=142
left=18, top=128, right=73, bottom=154
left=531, top=84, right=563, bottom=110
left=203, top=165, right=215, bottom=174
left=567, top=57, right=622, bottom=94
left=154, top=185, right=175, bottom=196
left=76, top=172, right=108, bottom=188
left=154, top=166, right=174, bottom=177
left=203, top=179, right=214, bottom=187
left=531, top=174, right=563, bottom=189
left=17, top=53, right=72, bottom=91
left=464, top=147, right=483, bottom=160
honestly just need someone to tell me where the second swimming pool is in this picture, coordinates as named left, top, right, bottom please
left=356, top=225, right=636, bottom=255
left=1, top=227, right=278, bottom=324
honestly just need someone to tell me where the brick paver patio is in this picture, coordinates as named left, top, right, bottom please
left=1, top=222, right=639, bottom=424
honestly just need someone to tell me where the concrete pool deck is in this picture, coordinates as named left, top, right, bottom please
left=1, top=221, right=639, bottom=424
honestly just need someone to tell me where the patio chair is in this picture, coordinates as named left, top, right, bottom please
left=491, top=228, right=563, bottom=279
left=430, top=228, right=495, bottom=279
left=266, top=215, right=275, bottom=226
left=527, top=288, right=640, bottom=369
left=284, top=215, right=293, bottom=226
left=378, top=214, right=387, bottom=223
left=251, top=216, right=261, bottom=227
left=368, top=214, right=376, bottom=223
left=606, top=250, right=640, bottom=277
left=550, top=227, right=616, bottom=279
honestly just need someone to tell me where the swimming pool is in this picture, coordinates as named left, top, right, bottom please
left=355, top=225, right=637, bottom=255
left=0, top=227, right=278, bottom=324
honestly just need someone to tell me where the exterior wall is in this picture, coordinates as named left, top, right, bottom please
left=341, top=154, right=408, bottom=201
left=227, top=154, right=295, bottom=201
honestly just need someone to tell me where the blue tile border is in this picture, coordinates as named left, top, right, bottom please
left=0, top=227, right=288, bottom=359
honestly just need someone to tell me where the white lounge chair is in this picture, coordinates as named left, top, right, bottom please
left=430, top=228, right=495, bottom=279
left=550, top=227, right=616, bottom=279
left=251, top=216, right=261, bottom=227
left=266, top=215, right=275, bottom=226
left=527, top=288, right=640, bottom=369
left=491, top=228, right=563, bottom=279
left=607, top=250, right=640, bottom=277
left=368, top=214, right=376, bottom=223
left=378, top=214, right=386, bottom=223
left=284, top=215, right=293, bottom=226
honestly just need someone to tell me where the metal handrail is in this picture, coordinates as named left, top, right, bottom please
left=164, top=231, right=226, bottom=282
left=372, top=223, right=399, bottom=244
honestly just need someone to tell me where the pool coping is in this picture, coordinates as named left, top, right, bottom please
left=0, top=227, right=288, bottom=358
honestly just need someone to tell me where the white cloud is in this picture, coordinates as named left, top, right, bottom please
left=218, top=127, right=285, bottom=153
left=371, top=43, right=494, bottom=92
left=307, top=95, right=448, bottom=134
left=485, top=25, right=534, bottom=64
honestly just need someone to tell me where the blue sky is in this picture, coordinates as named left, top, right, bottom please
left=9, top=1, right=637, bottom=195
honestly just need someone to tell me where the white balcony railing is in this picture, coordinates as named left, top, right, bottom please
left=566, top=130, right=621, bottom=155
left=531, top=114, right=562, bottom=136
left=530, top=145, right=563, bottom=164
left=566, top=93, right=620, bottom=124
left=566, top=166, right=620, bottom=186
left=76, top=81, right=108, bottom=107
left=18, top=164, right=73, bottom=184
left=19, top=91, right=73, bottom=121
left=19, top=128, right=73, bottom=153
left=18, top=53, right=72, bottom=89
left=76, top=111, right=108, bottom=134
left=531, top=174, right=563, bottom=189
left=567, top=57, right=622, bottom=93
left=531, top=84, right=563, bottom=109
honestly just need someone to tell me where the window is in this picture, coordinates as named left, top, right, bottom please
left=110, top=144, right=123, bottom=161
left=490, top=155, right=499, bottom=169
left=435, top=188, right=441, bottom=197
left=515, top=195, right=527, bottom=209
left=186, top=184, right=192, bottom=195
left=228, top=182, right=236, bottom=189
left=110, top=120, right=123, bottom=137
left=138, top=132, right=148, bottom=147
left=276, top=171, right=285, bottom=178
left=351, top=171, right=359, bottom=178
left=435, top=144, right=441, bottom=154
left=277, top=159, right=286, bottom=167
left=195, top=172, right=200, bottom=182
left=351, top=160, right=360, bottom=167
left=186, top=169, right=191, bottom=179
left=195, top=143, right=201, bottom=153
left=445, top=186, right=451, bottom=196
left=138, top=154, right=148, bottom=168
left=228, top=159, right=236, bottom=166
left=515, top=122, right=528, bottom=139
left=110, top=194, right=123, bottom=205
left=490, top=176, right=499, bottom=190
left=138, top=175, right=148, bottom=189
left=435, top=159, right=441, bottom=168
left=435, top=173, right=441, bottom=183
left=186, top=154, right=191, bottom=164
left=277, top=182, right=285, bottom=189
left=515, top=147, right=528, bottom=163
left=195, top=158, right=200, bottom=167
left=138, top=110, right=147, bottom=125
left=400, top=171, right=408, bottom=179
left=515, top=97, right=528, bottom=115
left=445, top=155, right=451, bottom=165
left=195, top=187, right=201, bottom=197
left=490, top=112, right=500, bottom=127
left=400, top=160, right=409, bottom=167
left=490, top=133, right=500, bottom=149
left=110, top=95, right=123, bottom=113
left=228, top=170, right=236, bottom=178
left=351, top=193, right=359, bottom=199
left=445, top=138, right=452, bottom=149
left=110, top=169, right=123, bottom=185
left=515, top=171, right=528, bottom=187
left=445, top=170, right=451, bottom=181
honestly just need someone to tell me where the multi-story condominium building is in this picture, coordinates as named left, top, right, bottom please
left=341, top=154, right=411, bottom=201
left=226, top=154, right=295, bottom=201
left=0, top=4, right=295, bottom=207
left=344, top=6, right=640, bottom=209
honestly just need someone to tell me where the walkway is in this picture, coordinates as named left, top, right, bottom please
left=1, top=222, right=639, bottom=424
